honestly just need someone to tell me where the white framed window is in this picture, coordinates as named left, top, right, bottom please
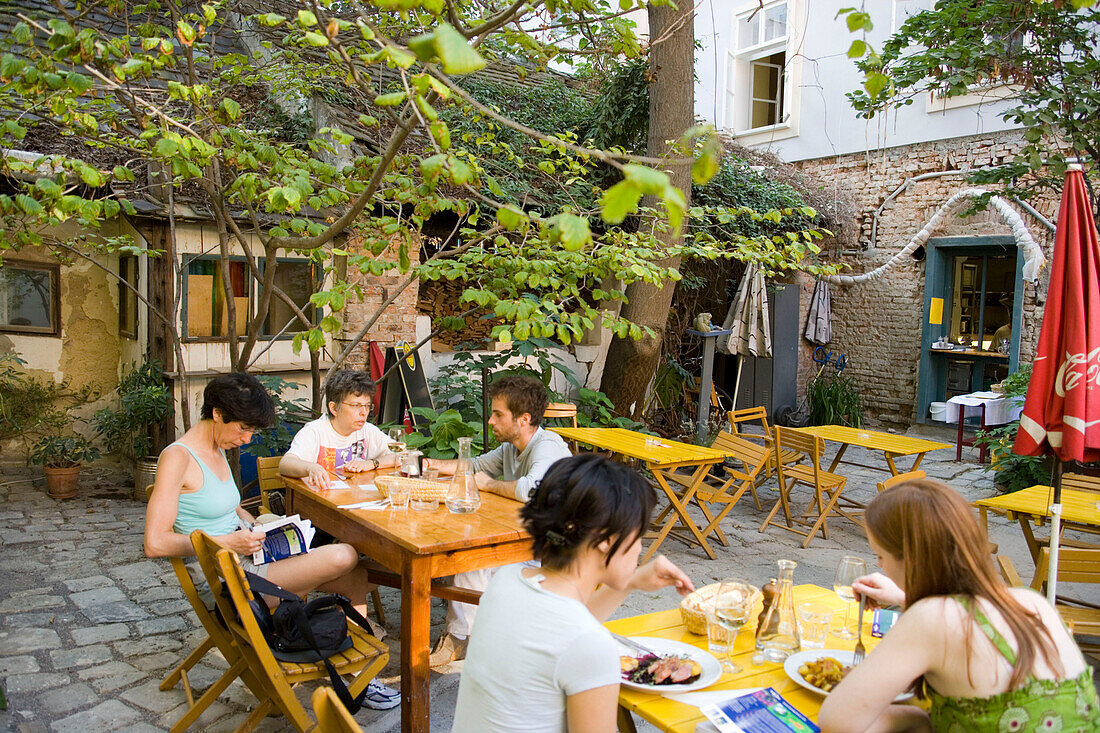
left=724, top=0, right=804, bottom=145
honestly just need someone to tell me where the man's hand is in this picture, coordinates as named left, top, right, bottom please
left=222, top=528, right=266, bottom=555
left=852, top=572, right=905, bottom=609
left=303, top=463, right=332, bottom=490
left=343, top=458, right=372, bottom=473
left=473, top=471, right=494, bottom=492
left=629, top=554, right=695, bottom=596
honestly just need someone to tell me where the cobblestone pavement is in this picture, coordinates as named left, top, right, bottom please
left=0, top=432, right=1090, bottom=732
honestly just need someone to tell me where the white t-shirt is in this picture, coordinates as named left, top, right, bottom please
left=285, top=415, right=389, bottom=473
left=452, top=565, right=621, bottom=732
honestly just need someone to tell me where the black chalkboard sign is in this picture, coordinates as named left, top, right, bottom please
left=379, top=342, right=435, bottom=427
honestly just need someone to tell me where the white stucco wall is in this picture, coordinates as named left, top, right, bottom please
left=695, top=0, right=1022, bottom=161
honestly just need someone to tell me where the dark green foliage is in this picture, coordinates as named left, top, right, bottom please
left=807, top=373, right=863, bottom=427
left=92, top=360, right=173, bottom=459
left=30, top=433, right=99, bottom=468
left=691, top=157, right=820, bottom=239
left=975, top=365, right=1051, bottom=494
left=587, top=59, right=648, bottom=153
left=0, top=351, right=61, bottom=441
left=246, top=374, right=315, bottom=458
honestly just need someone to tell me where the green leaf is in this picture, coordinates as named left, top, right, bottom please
left=496, top=205, right=525, bottom=230
left=374, top=91, right=407, bottom=107
left=691, top=137, right=721, bottom=185
left=622, top=163, right=668, bottom=195
left=220, top=98, right=241, bottom=121
left=433, top=23, right=486, bottom=75
left=297, top=10, right=319, bottom=26
left=302, top=32, right=329, bottom=46
left=864, top=71, right=889, bottom=98
left=408, top=31, right=436, bottom=62
left=551, top=213, right=591, bottom=252
left=600, top=180, right=642, bottom=224
left=847, top=39, right=867, bottom=59
left=154, top=137, right=178, bottom=157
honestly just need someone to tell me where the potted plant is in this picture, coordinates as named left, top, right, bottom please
left=93, top=360, right=173, bottom=498
left=30, top=432, right=101, bottom=499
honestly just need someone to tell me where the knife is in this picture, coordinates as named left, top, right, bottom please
left=612, top=633, right=659, bottom=657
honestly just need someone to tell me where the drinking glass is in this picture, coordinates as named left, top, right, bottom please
left=709, top=578, right=754, bottom=674
left=387, top=427, right=406, bottom=454
left=832, top=555, right=865, bottom=639
left=388, top=484, right=411, bottom=511
left=797, top=602, right=834, bottom=650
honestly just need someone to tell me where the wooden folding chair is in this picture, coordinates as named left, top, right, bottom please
left=255, top=456, right=285, bottom=515
left=759, top=427, right=852, bottom=547
left=875, top=470, right=926, bottom=493
left=1000, top=547, right=1100, bottom=657
left=191, top=530, right=389, bottom=732
left=544, top=402, right=579, bottom=452
left=312, top=686, right=364, bottom=733
left=728, top=407, right=804, bottom=478
left=660, top=432, right=772, bottom=547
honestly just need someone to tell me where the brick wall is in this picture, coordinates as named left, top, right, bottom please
left=339, top=233, right=421, bottom=371
left=791, top=130, right=1058, bottom=428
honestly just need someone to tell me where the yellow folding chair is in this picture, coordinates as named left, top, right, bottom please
left=660, top=432, right=773, bottom=547
left=312, top=686, right=364, bottom=733
left=759, top=427, right=853, bottom=547
left=191, top=530, right=389, bottom=732
left=728, top=407, right=805, bottom=478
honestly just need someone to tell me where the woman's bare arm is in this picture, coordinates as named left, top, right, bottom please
left=565, top=684, right=619, bottom=733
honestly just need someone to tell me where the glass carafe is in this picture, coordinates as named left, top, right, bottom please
left=754, top=559, right=800, bottom=662
left=445, top=436, right=480, bottom=514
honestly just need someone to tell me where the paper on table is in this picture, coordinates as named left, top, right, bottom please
left=666, top=688, right=762, bottom=707
left=330, top=480, right=351, bottom=490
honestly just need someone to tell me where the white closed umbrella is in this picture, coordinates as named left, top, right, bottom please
left=804, top=280, right=832, bottom=345
left=718, top=265, right=772, bottom=406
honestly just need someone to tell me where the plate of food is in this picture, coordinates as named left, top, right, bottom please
left=618, top=637, right=722, bottom=693
left=784, top=650, right=913, bottom=702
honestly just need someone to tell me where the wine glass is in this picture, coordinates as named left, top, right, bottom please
left=387, top=427, right=406, bottom=454
left=832, top=556, right=865, bottom=639
left=710, top=578, right=754, bottom=674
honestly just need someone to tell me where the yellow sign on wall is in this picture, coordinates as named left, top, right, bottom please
left=929, top=297, right=943, bottom=325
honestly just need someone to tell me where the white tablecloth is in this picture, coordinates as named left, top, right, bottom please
left=945, top=391, right=1024, bottom=426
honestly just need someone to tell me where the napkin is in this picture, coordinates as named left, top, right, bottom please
left=666, top=687, right=761, bottom=707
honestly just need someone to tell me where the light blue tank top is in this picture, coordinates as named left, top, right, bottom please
left=171, top=442, right=240, bottom=537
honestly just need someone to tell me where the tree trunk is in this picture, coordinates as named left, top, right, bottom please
left=599, top=2, right=695, bottom=420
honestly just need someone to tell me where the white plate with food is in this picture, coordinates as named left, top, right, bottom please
left=784, top=649, right=913, bottom=702
left=618, top=636, right=722, bottom=693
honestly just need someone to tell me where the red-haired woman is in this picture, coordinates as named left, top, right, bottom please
left=819, top=478, right=1098, bottom=733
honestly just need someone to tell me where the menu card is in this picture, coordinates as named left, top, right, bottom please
left=698, top=687, right=819, bottom=733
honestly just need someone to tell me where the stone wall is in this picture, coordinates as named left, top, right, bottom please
left=791, top=130, right=1058, bottom=428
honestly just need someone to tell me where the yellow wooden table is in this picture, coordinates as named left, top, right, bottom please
left=608, top=584, right=881, bottom=733
left=551, top=427, right=733, bottom=563
left=974, top=484, right=1100, bottom=562
left=796, top=425, right=951, bottom=476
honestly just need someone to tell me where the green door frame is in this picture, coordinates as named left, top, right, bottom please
left=917, top=235, right=1024, bottom=424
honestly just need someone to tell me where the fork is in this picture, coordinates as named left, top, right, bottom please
left=852, top=594, right=867, bottom=664
left=612, top=633, right=659, bottom=657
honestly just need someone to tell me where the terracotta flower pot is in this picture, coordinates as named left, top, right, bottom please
left=44, top=465, right=82, bottom=499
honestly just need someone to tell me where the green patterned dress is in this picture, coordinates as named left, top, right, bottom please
left=924, top=597, right=1099, bottom=733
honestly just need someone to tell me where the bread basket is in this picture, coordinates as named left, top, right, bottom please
left=680, top=582, right=762, bottom=636
left=374, top=474, right=449, bottom=502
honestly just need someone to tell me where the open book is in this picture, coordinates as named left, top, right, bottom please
left=249, top=514, right=317, bottom=565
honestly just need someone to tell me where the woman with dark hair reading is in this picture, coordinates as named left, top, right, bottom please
left=451, top=453, right=695, bottom=732
left=819, top=478, right=1097, bottom=733
left=144, top=373, right=400, bottom=709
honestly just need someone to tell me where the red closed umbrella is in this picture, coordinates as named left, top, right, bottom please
left=1013, top=163, right=1100, bottom=600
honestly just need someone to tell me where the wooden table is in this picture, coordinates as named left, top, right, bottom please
left=550, top=427, right=733, bottom=563
left=284, top=474, right=532, bottom=733
left=974, top=484, right=1100, bottom=562
left=609, top=584, right=882, bottom=733
left=796, top=425, right=951, bottom=476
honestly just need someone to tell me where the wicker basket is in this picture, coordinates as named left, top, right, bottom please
left=374, top=475, right=449, bottom=502
left=680, top=582, right=762, bottom=636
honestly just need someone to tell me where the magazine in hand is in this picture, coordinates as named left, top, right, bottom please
left=699, top=687, right=820, bottom=733
left=250, top=514, right=317, bottom=565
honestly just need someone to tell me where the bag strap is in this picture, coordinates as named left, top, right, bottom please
left=243, top=571, right=373, bottom=714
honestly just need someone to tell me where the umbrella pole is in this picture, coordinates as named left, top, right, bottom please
left=732, top=357, right=744, bottom=414
left=1047, top=461, right=1063, bottom=604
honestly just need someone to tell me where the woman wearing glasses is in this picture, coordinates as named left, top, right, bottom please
left=279, top=369, right=398, bottom=490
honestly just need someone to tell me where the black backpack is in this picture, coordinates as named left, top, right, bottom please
left=235, top=572, right=379, bottom=715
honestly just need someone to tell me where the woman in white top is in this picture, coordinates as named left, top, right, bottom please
left=452, top=453, right=695, bottom=733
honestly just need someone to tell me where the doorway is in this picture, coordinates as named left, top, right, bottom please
left=917, top=236, right=1024, bottom=423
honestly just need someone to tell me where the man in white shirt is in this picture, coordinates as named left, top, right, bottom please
left=423, top=375, right=572, bottom=671
left=280, top=370, right=398, bottom=489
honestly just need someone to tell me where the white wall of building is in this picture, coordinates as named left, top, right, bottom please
left=695, top=0, right=1022, bottom=161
